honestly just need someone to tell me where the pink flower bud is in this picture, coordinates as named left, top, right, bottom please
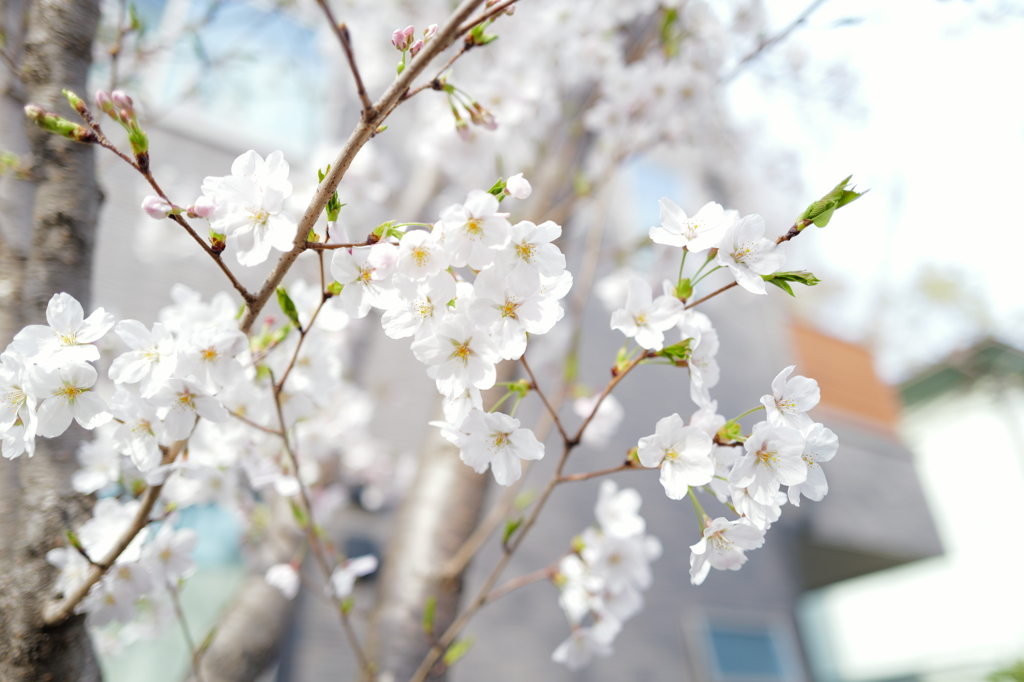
left=403, top=25, right=415, bottom=39
left=423, top=24, right=438, bottom=40
left=410, top=39, right=423, bottom=57
left=94, top=90, right=113, bottom=113
left=455, top=117, right=470, bottom=142
left=110, top=89, right=133, bottom=109
left=141, top=195, right=173, bottom=219
left=191, top=195, right=216, bottom=219
left=392, top=28, right=406, bottom=50
left=23, top=104, right=45, bottom=122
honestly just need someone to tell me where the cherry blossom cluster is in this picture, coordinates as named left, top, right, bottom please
left=604, top=198, right=840, bottom=586
left=551, top=481, right=661, bottom=670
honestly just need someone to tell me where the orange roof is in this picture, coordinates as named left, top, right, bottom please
left=791, top=324, right=901, bottom=431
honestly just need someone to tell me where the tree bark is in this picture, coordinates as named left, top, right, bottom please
left=0, top=0, right=103, bottom=679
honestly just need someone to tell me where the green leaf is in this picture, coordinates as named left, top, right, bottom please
left=289, top=501, right=308, bottom=528
left=761, top=271, right=820, bottom=297
left=422, top=595, right=437, bottom=636
left=341, top=596, right=354, bottom=614
left=443, top=637, right=475, bottom=667
left=797, top=176, right=865, bottom=229
left=276, top=287, right=301, bottom=329
left=513, top=489, right=536, bottom=511
left=128, top=3, right=145, bottom=34
left=657, top=338, right=692, bottom=364
left=502, top=518, right=523, bottom=546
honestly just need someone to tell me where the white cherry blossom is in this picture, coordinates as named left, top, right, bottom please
left=468, top=266, right=558, bottom=360
left=610, top=278, right=683, bottom=351
left=437, top=189, right=511, bottom=269
left=381, top=271, right=456, bottom=340
left=330, top=243, right=399, bottom=318
left=731, top=486, right=786, bottom=530
left=396, top=229, right=447, bottom=281
left=637, top=413, right=714, bottom=499
left=551, top=620, right=621, bottom=671
left=455, top=408, right=544, bottom=485
left=649, top=199, right=726, bottom=252
left=729, top=421, right=807, bottom=504
left=177, top=327, right=248, bottom=393
left=496, top=220, right=565, bottom=285
left=594, top=479, right=645, bottom=538
left=0, top=352, right=36, bottom=436
left=30, top=362, right=110, bottom=437
left=689, top=517, right=766, bottom=585
left=715, top=214, right=785, bottom=294
left=330, top=554, right=379, bottom=598
left=148, top=378, right=229, bottom=440
left=12, top=293, right=114, bottom=368
left=109, top=389, right=165, bottom=472
left=581, top=526, right=661, bottom=594
left=504, top=173, right=532, bottom=200
left=787, top=423, right=839, bottom=506
left=410, top=314, right=500, bottom=397
left=761, top=365, right=821, bottom=432
left=107, top=320, right=177, bottom=397
left=265, top=563, right=300, bottom=600
left=573, top=393, right=624, bottom=448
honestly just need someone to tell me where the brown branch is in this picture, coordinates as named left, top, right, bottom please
left=684, top=281, right=737, bottom=310
left=572, top=351, right=652, bottom=445
left=315, top=0, right=374, bottom=117
left=230, top=410, right=282, bottom=437
left=43, top=441, right=184, bottom=625
left=483, top=563, right=557, bottom=605
left=520, top=354, right=568, bottom=443
left=557, top=460, right=640, bottom=484
left=456, top=0, right=519, bottom=36
left=303, top=239, right=373, bottom=251
left=239, top=0, right=492, bottom=335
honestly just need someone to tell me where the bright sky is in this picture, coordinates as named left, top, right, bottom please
left=729, top=0, right=1024, bottom=381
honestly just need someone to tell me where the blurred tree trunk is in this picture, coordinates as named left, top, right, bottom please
left=0, top=0, right=104, bottom=679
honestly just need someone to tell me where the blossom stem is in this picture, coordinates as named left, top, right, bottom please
left=684, top=281, right=738, bottom=310
left=732, top=405, right=765, bottom=421
left=509, top=392, right=525, bottom=418
left=692, top=264, right=722, bottom=286
left=483, top=562, right=558, bottom=605
left=687, top=487, right=709, bottom=533
left=556, top=460, right=639, bottom=483
left=488, top=389, right=515, bottom=414
left=229, top=410, right=283, bottom=437
left=303, top=240, right=374, bottom=251
left=168, top=581, right=202, bottom=682
left=677, top=248, right=688, bottom=284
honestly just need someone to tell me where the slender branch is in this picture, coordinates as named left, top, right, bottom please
left=572, top=351, right=652, bottom=445
left=684, top=281, right=737, bottom=310
left=274, top=296, right=326, bottom=393
left=519, top=355, right=568, bottom=443
left=303, top=239, right=373, bottom=250
left=483, top=563, right=557, bottom=605
left=239, top=0, right=492, bottom=334
left=557, top=461, right=640, bottom=484
left=269, top=374, right=371, bottom=678
left=168, top=581, right=202, bottom=682
left=230, top=410, right=282, bottom=437
left=456, top=0, right=519, bottom=36
left=315, top=0, right=374, bottom=117
left=719, top=0, right=831, bottom=85
left=108, top=0, right=129, bottom=91
left=410, top=353, right=650, bottom=682
left=43, top=441, right=184, bottom=625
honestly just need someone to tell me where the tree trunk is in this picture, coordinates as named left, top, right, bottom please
left=0, top=0, right=103, bottom=679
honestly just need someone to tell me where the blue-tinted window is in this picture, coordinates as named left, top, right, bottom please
left=708, top=626, right=786, bottom=679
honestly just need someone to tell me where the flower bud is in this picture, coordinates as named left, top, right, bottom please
left=62, top=89, right=88, bottom=117
left=392, top=28, right=406, bottom=50
left=410, top=39, right=423, bottom=57
left=455, top=116, right=470, bottom=142
left=504, top=173, right=531, bottom=200
left=141, top=195, right=173, bottom=219
left=423, top=24, right=438, bottom=40
left=95, top=90, right=114, bottom=114
left=23, top=104, right=45, bottom=122
left=191, top=195, right=216, bottom=219
left=111, top=89, right=134, bottom=113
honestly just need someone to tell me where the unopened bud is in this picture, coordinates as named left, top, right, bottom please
left=95, top=90, right=114, bottom=115
left=505, top=4, right=515, bottom=14
left=455, top=116, right=470, bottom=142
left=410, top=39, right=423, bottom=57
left=191, top=195, right=216, bottom=219
left=423, top=24, right=438, bottom=40
left=392, top=28, right=406, bottom=50
left=62, top=89, right=88, bottom=117
left=141, top=195, right=174, bottom=219
left=504, top=172, right=531, bottom=200
left=24, top=105, right=97, bottom=143
left=209, top=229, right=226, bottom=254
left=111, top=89, right=134, bottom=113
left=23, top=104, right=45, bottom=122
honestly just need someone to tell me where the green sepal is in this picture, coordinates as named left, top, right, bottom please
left=676, top=277, right=693, bottom=300
left=289, top=500, right=308, bottom=528
left=341, top=596, right=354, bottom=614
left=422, top=595, right=437, bottom=636
left=486, top=177, right=506, bottom=201
left=276, top=287, right=302, bottom=330
left=717, top=420, right=744, bottom=444
left=372, top=220, right=396, bottom=239
left=626, top=446, right=639, bottom=465
left=797, top=175, right=865, bottom=228
left=443, top=637, right=475, bottom=667
left=657, top=338, right=692, bottom=364
left=327, top=281, right=343, bottom=297
left=761, top=271, right=821, bottom=297
left=65, top=530, right=85, bottom=554
left=513, top=489, right=536, bottom=511
left=318, top=164, right=343, bottom=222
left=24, top=106, right=96, bottom=143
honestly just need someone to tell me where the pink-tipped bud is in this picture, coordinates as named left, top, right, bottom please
left=410, top=39, right=424, bottom=57
left=392, top=28, right=406, bottom=50
left=403, top=25, right=415, bottom=39
left=504, top=173, right=531, bottom=200
left=191, top=195, right=216, bottom=219
left=95, top=90, right=113, bottom=112
left=141, top=195, right=173, bottom=219
left=455, top=117, right=470, bottom=142
left=111, top=89, right=133, bottom=109
left=23, top=104, right=45, bottom=122
left=423, top=24, right=438, bottom=40
left=504, top=5, right=515, bottom=15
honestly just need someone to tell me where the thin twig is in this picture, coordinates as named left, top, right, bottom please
left=483, top=562, right=558, bottom=605
left=108, top=0, right=129, bottom=91
left=315, top=0, right=374, bottom=117
left=684, top=281, right=737, bottom=310
left=43, top=442, right=184, bottom=625
left=719, top=0, right=831, bottom=85
left=269, top=373, right=371, bottom=678
left=557, top=461, right=640, bottom=484
left=519, top=355, right=568, bottom=443
left=230, top=410, right=282, bottom=437
left=572, top=352, right=651, bottom=445
left=239, top=0, right=493, bottom=334
left=456, top=0, right=519, bottom=36
left=303, top=240, right=373, bottom=251
left=168, top=581, right=202, bottom=682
